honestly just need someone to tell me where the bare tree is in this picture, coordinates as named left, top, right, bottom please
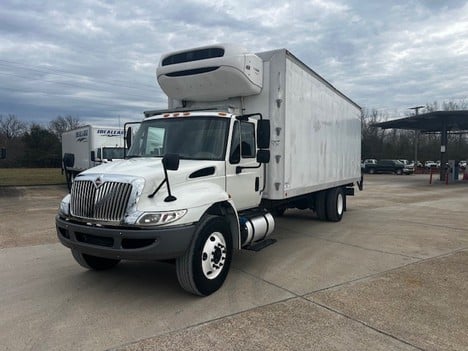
left=49, top=115, right=83, bottom=140
left=0, top=114, right=27, bottom=139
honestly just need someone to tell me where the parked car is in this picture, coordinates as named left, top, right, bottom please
left=361, top=158, right=377, bottom=169
left=364, top=159, right=412, bottom=175
left=425, top=160, right=438, bottom=168
left=399, top=159, right=415, bottom=173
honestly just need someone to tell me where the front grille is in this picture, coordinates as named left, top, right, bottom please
left=71, top=180, right=132, bottom=222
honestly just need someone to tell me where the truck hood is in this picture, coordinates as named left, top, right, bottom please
left=81, top=157, right=222, bottom=186
left=78, top=158, right=226, bottom=212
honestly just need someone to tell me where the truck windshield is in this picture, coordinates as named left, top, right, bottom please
left=102, top=147, right=125, bottom=160
left=127, top=117, right=230, bottom=161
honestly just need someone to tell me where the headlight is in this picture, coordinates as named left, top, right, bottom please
left=59, top=194, right=71, bottom=217
left=137, top=210, right=187, bottom=226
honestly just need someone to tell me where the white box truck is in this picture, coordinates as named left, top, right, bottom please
left=61, top=125, right=125, bottom=190
left=56, top=44, right=362, bottom=296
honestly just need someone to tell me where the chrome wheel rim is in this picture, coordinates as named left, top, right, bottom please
left=201, top=232, right=227, bottom=280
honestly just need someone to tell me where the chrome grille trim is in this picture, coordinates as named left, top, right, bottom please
left=71, top=180, right=133, bottom=222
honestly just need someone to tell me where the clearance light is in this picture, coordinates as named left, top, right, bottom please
left=218, top=112, right=227, bottom=117
left=183, top=112, right=191, bottom=116
left=163, top=113, right=170, bottom=118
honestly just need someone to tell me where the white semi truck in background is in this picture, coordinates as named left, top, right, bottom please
left=56, top=44, right=362, bottom=296
left=61, top=125, right=125, bottom=190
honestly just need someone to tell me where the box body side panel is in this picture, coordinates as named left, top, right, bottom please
left=256, top=50, right=361, bottom=200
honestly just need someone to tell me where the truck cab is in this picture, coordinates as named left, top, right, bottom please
left=125, top=111, right=269, bottom=211
left=57, top=109, right=272, bottom=296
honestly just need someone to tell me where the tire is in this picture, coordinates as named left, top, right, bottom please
left=176, top=216, right=233, bottom=296
left=326, top=187, right=345, bottom=222
left=72, top=249, right=120, bottom=270
left=396, top=169, right=403, bottom=175
left=369, top=168, right=375, bottom=174
left=315, top=191, right=327, bottom=221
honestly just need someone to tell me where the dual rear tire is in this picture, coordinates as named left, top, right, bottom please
left=315, top=187, right=345, bottom=222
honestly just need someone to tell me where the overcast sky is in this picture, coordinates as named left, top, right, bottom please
left=1, top=0, right=467, bottom=127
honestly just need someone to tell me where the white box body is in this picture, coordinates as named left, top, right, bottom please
left=252, top=49, right=361, bottom=200
left=61, top=126, right=124, bottom=172
left=167, top=49, right=361, bottom=200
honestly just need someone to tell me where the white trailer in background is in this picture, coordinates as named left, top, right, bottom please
left=57, top=44, right=362, bottom=296
left=61, top=125, right=125, bottom=189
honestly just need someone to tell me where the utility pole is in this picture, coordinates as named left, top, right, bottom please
left=409, top=105, right=424, bottom=169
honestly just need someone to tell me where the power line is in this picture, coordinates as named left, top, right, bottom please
left=0, top=85, right=164, bottom=112
left=0, top=71, right=159, bottom=101
left=0, top=59, right=158, bottom=91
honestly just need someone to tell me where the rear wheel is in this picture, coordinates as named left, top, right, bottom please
left=326, top=187, right=345, bottom=222
left=369, top=168, right=375, bottom=174
left=72, top=250, right=120, bottom=270
left=315, top=191, right=327, bottom=220
left=176, top=216, right=232, bottom=296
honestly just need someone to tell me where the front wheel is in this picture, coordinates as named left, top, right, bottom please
left=176, top=216, right=233, bottom=296
left=396, top=169, right=403, bottom=175
left=72, top=250, right=120, bottom=270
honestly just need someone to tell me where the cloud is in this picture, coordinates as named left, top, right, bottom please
left=0, top=0, right=467, bottom=126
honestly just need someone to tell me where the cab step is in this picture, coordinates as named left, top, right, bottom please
left=243, top=238, right=277, bottom=252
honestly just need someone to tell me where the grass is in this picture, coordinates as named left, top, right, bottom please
left=0, top=168, right=67, bottom=186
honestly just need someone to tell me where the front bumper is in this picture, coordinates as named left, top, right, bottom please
left=56, top=216, right=196, bottom=261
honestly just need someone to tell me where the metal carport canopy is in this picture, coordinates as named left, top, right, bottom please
left=373, top=110, right=468, bottom=132
left=372, top=110, right=468, bottom=181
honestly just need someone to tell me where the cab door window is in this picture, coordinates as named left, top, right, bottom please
left=229, top=121, right=241, bottom=164
left=229, top=121, right=256, bottom=164
left=240, top=122, right=256, bottom=158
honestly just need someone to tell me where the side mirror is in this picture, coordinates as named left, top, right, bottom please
left=257, top=149, right=270, bottom=164
left=63, top=153, right=75, bottom=168
left=126, top=127, right=132, bottom=148
left=257, top=120, right=270, bottom=149
left=0, top=148, right=6, bottom=160
left=162, top=153, right=180, bottom=171
left=90, top=151, right=96, bottom=162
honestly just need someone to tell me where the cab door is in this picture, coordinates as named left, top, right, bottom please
left=225, top=120, right=263, bottom=210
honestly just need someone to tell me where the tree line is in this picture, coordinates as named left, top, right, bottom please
left=1, top=100, right=467, bottom=168
left=0, top=115, right=82, bottom=168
